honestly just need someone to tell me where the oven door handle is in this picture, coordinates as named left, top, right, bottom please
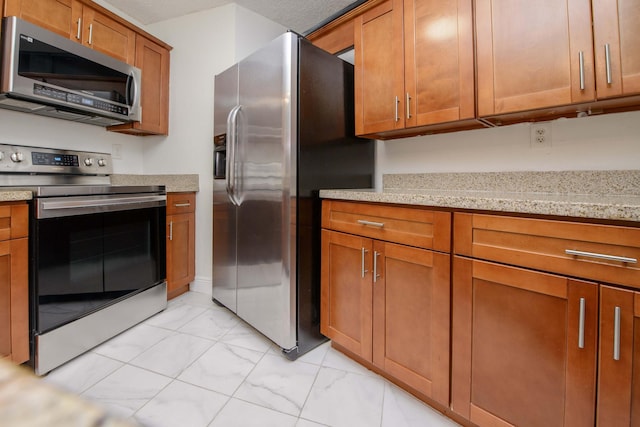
left=37, top=195, right=166, bottom=218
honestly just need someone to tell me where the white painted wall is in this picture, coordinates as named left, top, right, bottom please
left=0, top=109, right=146, bottom=173
left=144, top=5, right=285, bottom=291
left=377, top=110, right=640, bottom=188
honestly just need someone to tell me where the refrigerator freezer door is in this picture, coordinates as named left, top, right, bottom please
left=212, top=64, right=239, bottom=313
left=235, top=33, right=298, bottom=351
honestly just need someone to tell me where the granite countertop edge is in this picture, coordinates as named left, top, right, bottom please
left=110, top=174, right=199, bottom=193
left=319, top=188, right=640, bottom=223
left=0, top=191, right=32, bottom=202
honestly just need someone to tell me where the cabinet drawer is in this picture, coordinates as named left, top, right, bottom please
left=0, top=204, right=28, bottom=242
left=322, top=200, right=451, bottom=252
left=167, top=193, right=195, bottom=215
left=454, top=212, right=640, bottom=288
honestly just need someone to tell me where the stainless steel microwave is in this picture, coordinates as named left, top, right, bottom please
left=0, top=16, right=141, bottom=126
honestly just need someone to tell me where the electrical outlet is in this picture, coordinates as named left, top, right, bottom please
left=530, top=123, right=552, bottom=149
left=112, top=143, right=123, bottom=159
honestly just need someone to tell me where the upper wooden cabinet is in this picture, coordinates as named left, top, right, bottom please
left=4, top=0, right=75, bottom=38
left=109, top=35, right=170, bottom=135
left=354, top=0, right=476, bottom=138
left=5, top=0, right=135, bottom=64
left=476, top=0, right=595, bottom=118
left=592, top=0, right=640, bottom=100
left=477, top=0, right=640, bottom=120
left=71, top=1, right=135, bottom=64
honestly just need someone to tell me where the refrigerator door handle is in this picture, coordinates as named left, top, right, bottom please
left=226, top=105, right=242, bottom=206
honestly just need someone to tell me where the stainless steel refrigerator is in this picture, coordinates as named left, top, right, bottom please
left=212, top=32, right=374, bottom=359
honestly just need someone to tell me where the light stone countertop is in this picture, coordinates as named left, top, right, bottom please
left=110, top=174, right=199, bottom=193
left=320, top=170, right=640, bottom=223
left=0, top=190, right=32, bottom=202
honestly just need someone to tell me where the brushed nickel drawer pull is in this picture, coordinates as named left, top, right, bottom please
left=357, top=220, right=385, bottom=228
left=76, top=18, right=82, bottom=40
left=578, top=297, right=586, bottom=349
left=614, top=306, right=621, bottom=361
left=565, top=249, right=637, bottom=264
left=174, top=203, right=191, bottom=207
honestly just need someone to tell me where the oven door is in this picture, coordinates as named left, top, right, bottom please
left=32, top=205, right=166, bottom=334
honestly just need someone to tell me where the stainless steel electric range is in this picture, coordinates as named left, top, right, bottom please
left=0, top=144, right=167, bottom=375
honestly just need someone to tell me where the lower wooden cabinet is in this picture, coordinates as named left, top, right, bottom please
left=321, top=228, right=450, bottom=405
left=166, top=193, right=195, bottom=300
left=0, top=203, right=29, bottom=364
left=452, top=256, right=598, bottom=427
left=597, top=285, right=640, bottom=426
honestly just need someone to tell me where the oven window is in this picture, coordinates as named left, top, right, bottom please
left=34, top=207, right=166, bottom=333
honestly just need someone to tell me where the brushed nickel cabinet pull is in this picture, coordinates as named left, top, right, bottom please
left=565, top=249, right=637, bottom=264
left=88, top=23, right=93, bottom=45
left=605, top=43, right=612, bottom=85
left=578, top=297, right=586, bottom=349
left=373, top=251, right=380, bottom=283
left=394, top=96, right=399, bottom=122
left=614, top=306, right=621, bottom=361
left=361, top=248, right=369, bottom=278
left=169, top=220, right=173, bottom=241
left=174, top=203, right=191, bottom=207
left=357, top=220, right=384, bottom=228
left=406, top=93, right=411, bottom=119
left=579, top=51, right=585, bottom=90
left=76, top=18, right=82, bottom=40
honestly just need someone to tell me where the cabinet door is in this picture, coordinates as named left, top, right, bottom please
left=4, top=0, right=75, bottom=38
left=452, top=257, right=598, bottom=427
left=475, top=0, right=594, bottom=116
left=404, top=0, right=474, bottom=127
left=0, top=238, right=28, bottom=364
left=321, top=230, right=373, bottom=361
left=597, top=286, right=640, bottom=426
left=166, top=212, right=195, bottom=299
left=372, top=241, right=450, bottom=405
left=592, top=0, right=640, bottom=99
left=110, top=35, right=170, bottom=135
left=354, top=0, right=404, bottom=135
left=79, top=5, right=135, bottom=64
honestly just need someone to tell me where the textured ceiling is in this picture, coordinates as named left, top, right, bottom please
left=101, top=0, right=360, bottom=33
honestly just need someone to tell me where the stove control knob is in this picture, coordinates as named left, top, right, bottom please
left=84, top=157, right=94, bottom=166
left=98, top=158, right=107, bottom=167
left=10, top=152, right=24, bottom=163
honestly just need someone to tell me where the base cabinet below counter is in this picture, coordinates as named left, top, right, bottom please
left=321, top=200, right=451, bottom=407
left=0, top=202, right=28, bottom=364
left=166, top=193, right=195, bottom=300
left=452, top=211, right=640, bottom=427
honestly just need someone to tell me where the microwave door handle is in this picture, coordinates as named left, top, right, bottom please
left=126, top=71, right=141, bottom=113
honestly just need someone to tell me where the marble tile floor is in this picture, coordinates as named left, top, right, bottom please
left=44, top=291, right=460, bottom=427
